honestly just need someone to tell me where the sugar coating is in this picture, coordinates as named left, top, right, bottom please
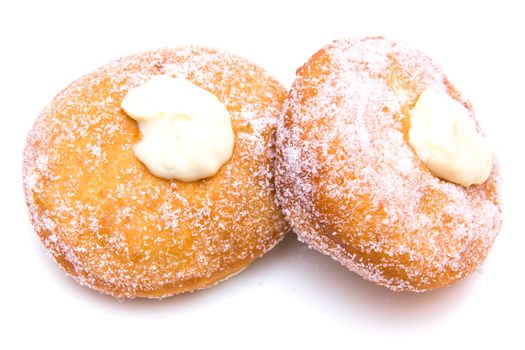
left=274, top=37, right=503, bottom=292
left=23, top=47, right=289, bottom=298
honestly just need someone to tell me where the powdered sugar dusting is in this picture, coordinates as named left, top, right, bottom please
left=275, top=37, right=502, bottom=292
left=23, top=47, right=289, bottom=298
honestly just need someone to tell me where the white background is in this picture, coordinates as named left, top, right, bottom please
left=1, top=0, right=524, bottom=348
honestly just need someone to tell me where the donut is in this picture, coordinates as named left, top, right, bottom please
left=274, top=37, right=502, bottom=292
left=23, top=47, right=289, bottom=298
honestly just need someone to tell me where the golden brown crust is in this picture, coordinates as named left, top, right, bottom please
left=23, top=47, right=289, bottom=298
left=275, top=37, right=502, bottom=292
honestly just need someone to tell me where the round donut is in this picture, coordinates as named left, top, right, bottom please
left=275, top=37, right=502, bottom=292
left=23, top=47, right=289, bottom=298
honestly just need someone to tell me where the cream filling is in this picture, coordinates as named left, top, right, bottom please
left=408, top=88, right=494, bottom=187
left=121, top=75, right=234, bottom=182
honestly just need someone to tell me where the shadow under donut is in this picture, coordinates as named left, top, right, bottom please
left=33, top=230, right=476, bottom=325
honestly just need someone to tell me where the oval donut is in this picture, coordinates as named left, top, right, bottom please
left=275, top=37, right=502, bottom=292
left=23, top=47, right=289, bottom=298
